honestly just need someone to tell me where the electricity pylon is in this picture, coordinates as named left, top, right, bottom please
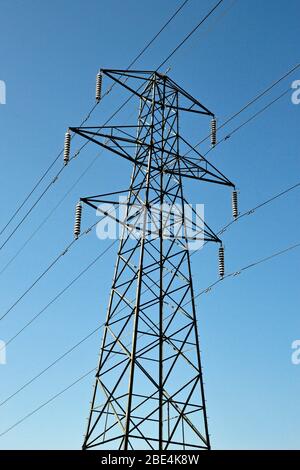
left=68, top=69, right=235, bottom=450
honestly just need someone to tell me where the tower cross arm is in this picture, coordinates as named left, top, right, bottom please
left=69, top=127, right=235, bottom=188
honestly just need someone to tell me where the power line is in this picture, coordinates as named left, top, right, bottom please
left=0, top=0, right=236, bottom=274
left=218, top=181, right=300, bottom=235
left=0, top=327, right=101, bottom=408
left=1, top=0, right=297, bottom=420
left=0, top=0, right=190, bottom=242
left=1, top=1, right=298, bottom=444
left=1, top=80, right=297, bottom=330
left=0, top=296, right=184, bottom=409
left=1, top=13, right=297, bottom=257
left=1, top=238, right=299, bottom=439
left=0, top=109, right=98, bottom=241
left=204, top=88, right=291, bottom=156
left=1, top=82, right=296, bottom=316
left=0, top=368, right=96, bottom=439
left=241, top=242, right=300, bottom=270
left=191, top=242, right=300, bottom=304
left=0, top=141, right=300, bottom=344
left=219, top=63, right=300, bottom=130
left=97, top=0, right=226, bottom=126
left=127, top=0, right=190, bottom=68
left=187, top=62, right=300, bottom=152
left=0, top=167, right=66, bottom=252
left=0, top=0, right=223, bottom=255
left=0, top=220, right=101, bottom=323
left=71, top=0, right=227, bottom=162
left=1, top=178, right=299, bottom=408
left=158, top=0, right=224, bottom=70
left=0, top=151, right=103, bottom=277
left=1, top=240, right=117, bottom=346
left=0, top=71, right=292, bottom=278
left=0, top=0, right=232, bottom=319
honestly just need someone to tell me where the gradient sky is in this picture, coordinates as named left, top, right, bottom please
left=0, top=0, right=299, bottom=450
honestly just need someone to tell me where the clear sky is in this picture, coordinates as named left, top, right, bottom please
left=0, top=0, right=299, bottom=450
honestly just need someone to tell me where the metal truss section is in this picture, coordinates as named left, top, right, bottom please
left=70, top=70, right=235, bottom=450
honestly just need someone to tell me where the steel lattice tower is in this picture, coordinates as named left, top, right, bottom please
left=69, top=70, right=235, bottom=450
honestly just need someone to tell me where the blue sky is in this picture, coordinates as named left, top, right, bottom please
left=0, top=0, right=299, bottom=449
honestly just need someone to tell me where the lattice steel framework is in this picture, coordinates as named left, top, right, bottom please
left=70, top=70, right=235, bottom=450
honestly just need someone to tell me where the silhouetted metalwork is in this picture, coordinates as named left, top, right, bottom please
left=69, top=69, right=235, bottom=450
